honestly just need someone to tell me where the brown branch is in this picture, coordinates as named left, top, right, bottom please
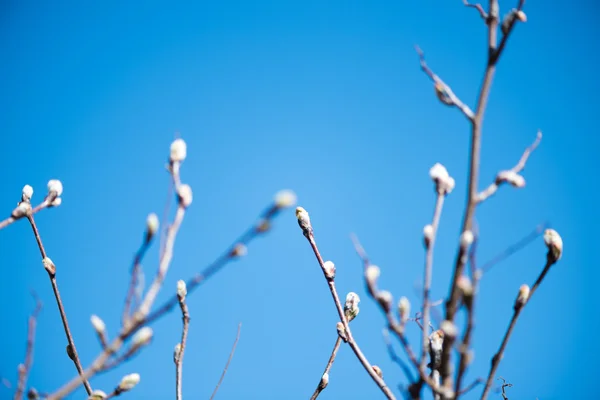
left=26, top=213, right=92, bottom=395
left=351, top=234, right=444, bottom=398
left=122, top=239, right=152, bottom=328
left=382, top=329, right=415, bottom=383
left=14, top=293, right=43, bottom=400
left=415, top=46, right=475, bottom=121
left=497, top=377, right=512, bottom=400
left=420, top=193, right=445, bottom=372
left=476, top=132, right=542, bottom=203
left=0, top=200, right=49, bottom=230
left=463, top=0, right=487, bottom=19
left=310, top=336, right=342, bottom=400
left=481, top=253, right=556, bottom=400
left=175, top=287, right=190, bottom=400
left=296, top=209, right=396, bottom=400
left=209, top=323, right=242, bottom=400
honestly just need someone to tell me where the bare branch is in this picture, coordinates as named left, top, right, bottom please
left=382, top=329, right=414, bottom=383
left=458, top=378, right=484, bottom=396
left=0, top=200, right=49, bottom=230
left=296, top=209, right=396, bottom=400
left=310, top=336, right=342, bottom=400
left=415, top=45, right=475, bottom=121
left=463, top=0, right=487, bottom=20
left=498, top=377, right=512, bottom=400
left=175, top=282, right=190, bottom=400
left=210, top=323, right=242, bottom=400
left=14, top=293, right=43, bottom=400
left=476, top=132, right=542, bottom=203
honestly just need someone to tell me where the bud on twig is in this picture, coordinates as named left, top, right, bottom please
left=177, top=184, right=193, bottom=208
left=230, top=243, right=247, bottom=258
left=514, top=284, right=530, bottom=310
left=398, top=296, right=410, bottom=324
left=336, top=322, right=348, bottom=342
left=440, top=320, right=457, bottom=340
left=543, top=228, right=563, bottom=263
left=22, top=185, right=33, bottom=202
left=274, top=190, right=297, bottom=209
left=423, top=224, right=434, bottom=247
left=174, top=343, right=182, bottom=363
left=11, top=202, right=31, bottom=219
left=118, top=373, right=140, bottom=392
left=429, top=163, right=455, bottom=195
left=365, top=264, right=380, bottom=290
left=170, top=138, right=187, bottom=163
left=295, top=206, right=312, bottom=237
left=344, top=292, right=360, bottom=322
left=145, top=213, right=159, bottom=242
left=434, top=82, right=454, bottom=106
left=88, top=390, right=107, bottom=399
left=376, top=290, right=393, bottom=313
left=460, top=230, right=474, bottom=249
left=323, top=260, right=336, bottom=280
left=457, top=275, right=474, bottom=308
left=47, top=179, right=63, bottom=198
left=496, top=170, right=526, bottom=188
left=90, top=315, right=106, bottom=335
left=132, top=327, right=153, bottom=348
left=372, top=365, right=384, bottom=379
left=319, top=372, right=329, bottom=389
left=42, top=257, right=56, bottom=275
left=177, top=280, right=187, bottom=299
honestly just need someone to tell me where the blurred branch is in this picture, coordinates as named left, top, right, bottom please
left=210, top=323, right=242, bottom=400
left=175, top=282, right=190, bottom=400
left=14, top=293, right=43, bottom=400
left=310, top=335, right=341, bottom=400
left=0, top=200, right=49, bottom=230
left=296, top=208, right=396, bottom=400
left=462, top=0, right=487, bottom=20
left=382, top=329, right=415, bottom=383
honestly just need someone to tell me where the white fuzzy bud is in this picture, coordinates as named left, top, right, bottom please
left=440, top=320, right=457, bottom=339
left=118, top=373, right=140, bottom=391
left=323, top=261, right=336, bottom=280
left=146, top=213, right=159, bottom=239
left=460, top=230, right=474, bottom=248
left=429, top=163, right=455, bottom=194
left=457, top=275, right=473, bottom=298
left=543, top=228, right=563, bottom=262
left=496, top=170, right=526, bottom=188
left=274, top=190, right=297, bottom=209
left=90, top=315, right=106, bottom=334
left=47, top=179, right=63, bottom=197
left=372, top=365, right=383, bottom=379
left=22, top=185, right=33, bottom=202
left=170, top=138, right=187, bottom=163
left=11, top=202, right=31, bottom=219
left=50, top=197, right=62, bottom=207
left=344, top=292, right=360, bottom=322
left=336, top=321, right=347, bottom=341
left=174, top=343, right=182, bottom=363
left=132, top=327, right=153, bottom=347
left=320, top=372, right=329, bottom=389
left=515, top=284, right=530, bottom=309
left=177, top=184, right=193, bottom=208
left=295, top=207, right=312, bottom=235
left=231, top=243, right=247, bottom=258
left=88, top=390, right=107, bottom=399
left=376, top=290, right=393, bottom=312
left=177, top=280, right=187, bottom=299
left=423, top=224, right=434, bottom=247
left=398, top=296, right=410, bottom=323
left=365, top=264, right=380, bottom=287
left=42, top=257, right=56, bottom=275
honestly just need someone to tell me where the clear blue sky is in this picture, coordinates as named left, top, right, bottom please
left=1, top=1, right=597, bottom=399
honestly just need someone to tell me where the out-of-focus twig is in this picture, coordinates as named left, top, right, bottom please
left=14, top=293, right=43, bottom=400
left=210, top=323, right=242, bottom=400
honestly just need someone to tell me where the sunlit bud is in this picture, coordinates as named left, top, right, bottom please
left=516, top=10, right=527, bottom=22
left=319, top=372, right=329, bottom=389
left=22, top=185, right=33, bottom=202
left=177, top=184, right=193, bottom=208
left=323, top=261, right=336, bottom=280
left=344, top=292, right=360, bottom=322
left=336, top=322, right=347, bottom=342
left=429, top=163, right=455, bottom=194
left=376, top=290, right=393, bottom=313
left=173, top=343, right=182, bottom=363
left=460, top=230, right=474, bottom=248
left=274, top=190, right=297, bottom=209
left=398, top=296, right=410, bottom=324
left=146, top=213, right=159, bottom=240
left=47, top=179, right=63, bottom=197
left=170, top=138, right=187, bottom=163
left=118, top=373, right=140, bottom=391
left=132, top=327, right=153, bottom=347
left=496, top=170, right=526, bottom=188
left=423, top=224, right=434, bottom=247
left=50, top=197, right=62, bottom=207
left=90, top=315, right=106, bottom=334
left=440, top=320, right=457, bottom=340
left=295, top=207, right=312, bottom=236
left=177, top=280, right=187, bottom=299
left=11, top=202, right=31, bottom=219
left=230, top=243, right=247, bottom=258
left=543, top=229, right=563, bottom=262
left=42, top=257, right=56, bottom=275
left=434, top=82, right=454, bottom=106
left=515, top=284, right=530, bottom=310
left=365, top=265, right=380, bottom=288
left=372, top=365, right=384, bottom=379
left=457, top=275, right=474, bottom=307
left=88, top=390, right=107, bottom=399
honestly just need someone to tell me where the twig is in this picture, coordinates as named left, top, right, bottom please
left=175, top=287, right=190, bottom=400
left=438, top=0, right=528, bottom=392
left=351, top=234, right=443, bottom=397
left=415, top=46, right=475, bottom=121
left=0, top=200, right=49, bottom=230
left=463, top=0, right=487, bottom=20
left=382, top=329, right=414, bottom=383
left=26, top=213, right=93, bottom=395
left=420, top=193, right=445, bottom=372
left=476, top=132, right=542, bottom=203
left=209, top=323, right=242, bottom=400
left=296, top=211, right=396, bottom=400
left=14, top=293, right=43, bottom=400
left=497, top=377, right=512, bottom=400
left=458, top=378, right=483, bottom=396
left=481, top=254, right=556, bottom=400
left=310, top=336, right=342, bottom=400
left=122, top=237, right=153, bottom=327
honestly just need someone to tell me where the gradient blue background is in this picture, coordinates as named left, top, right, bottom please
left=1, top=1, right=597, bottom=399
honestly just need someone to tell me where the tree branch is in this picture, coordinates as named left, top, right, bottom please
left=175, top=283, right=190, bottom=400
left=310, top=336, right=341, bottom=400
left=14, top=293, right=43, bottom=400
left=209, top=323, right=242, bottom=400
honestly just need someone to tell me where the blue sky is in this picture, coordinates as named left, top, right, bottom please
left=0, top=1, right=597, bottom=399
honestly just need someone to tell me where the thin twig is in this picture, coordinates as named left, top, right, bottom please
left=420, top=193, right=445, bottom=372
left=480, top=254, right=556, bottom=400
left=463, top=0, right=487, bottom=19
left=26, top=213, right=93, bottom=395
left=209, top=323, right=242, bottom=400
left=382, top=329, right=414, bottom=383
left=14, top=293, right=43, bottom=400
left=497, top=377, right=512, bottom=400
left=415, top=46, right=475, bottom=121
left=458, top=378, right=484, bottom=396
left=310, top=336, right=342, bottom=400
left=122, top=239, right=152, bottom=328
left=297, top=219, right=395, bottom=400
left=476, top=132, right=542, bottom=203
left=175, top=291, right=190, bottom=400
left=0, top=200, right=48, bottom=230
